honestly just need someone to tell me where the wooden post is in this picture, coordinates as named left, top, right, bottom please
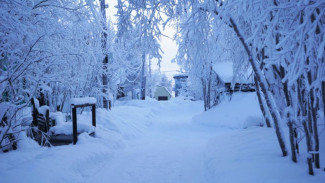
left=45, top=109, right=50, bottom=133
left=108, top=100, right=111, bottom=110
left=92, top=104, right=96, bottom=127
left=72, top=107, right=77, bottom=144
left=71, top=103, right=97, bottom=144
left=31, top=98, right=38, bottom=126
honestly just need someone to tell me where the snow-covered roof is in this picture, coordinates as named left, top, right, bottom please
left=213, top=62, right=254, bottom=83
left=212, top=62, right=233, bottom=82
left=173, top=74, right=188, bottom=79
left=155, top=85, right=172, bottom=97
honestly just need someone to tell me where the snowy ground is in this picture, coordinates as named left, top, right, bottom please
left=0, top=93, right=324, bottom=182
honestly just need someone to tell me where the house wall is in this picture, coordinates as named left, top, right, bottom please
left=154, top=87, right=172, bottom=100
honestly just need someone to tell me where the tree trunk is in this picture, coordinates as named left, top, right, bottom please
left=288, top=121, right=297, bottom=162
left=100, top=0, right=108, bottom=109
left=298, top=78, right=314, bottom=175
left=303, top=120, right=315, bottom=175
left=323, top=81, right=325, bottom=124
left=309, top=93, right=320, bottom=168
left=305, top=55, right=320, bottom=168
left=254, top=77, right=272, bottom=128
left=229, top=17, right=287, bottom=157
left=149, top=58, right=152, bottom=98
left=140, top=53, right=146, bottom=100
left=279, top=66, right=297, bottom=162
left=207, top=74, right=212, bottom=109
left=202, top=78, right=207, bottom=111
left=102, top=56, right=108, bottom=109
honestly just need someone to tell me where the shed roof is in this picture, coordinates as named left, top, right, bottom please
left=173, top=74, right=188, bottom=79
left=155, top=85, right=172, bottom=97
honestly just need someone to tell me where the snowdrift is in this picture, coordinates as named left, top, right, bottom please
left=192, top=93, right=264, bottom=129
left=0, top=99, right=158, bottom=182
left=204, top=127, right=325, bottom=183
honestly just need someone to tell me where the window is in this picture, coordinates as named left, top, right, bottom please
left=158, top=96, right=168, bottom=101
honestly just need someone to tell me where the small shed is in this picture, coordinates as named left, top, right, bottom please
left=173, top=74, right=188, bottom=97
left=154, top=86, right=172, bottom=101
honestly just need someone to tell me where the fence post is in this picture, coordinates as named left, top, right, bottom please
left=92, top=104, right=96, bottom=127
left=72, top=107, right=77, bottom=144
left=45, top=109, right=50, bottom=132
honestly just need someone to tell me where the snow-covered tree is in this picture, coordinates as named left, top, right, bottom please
left=159, top=73, right=172, bottom=92
left=115, top=0, right=324, bottom=173
left=0, top=0, right=109, bottom=150
left=1, top=0, right=324, bottom=175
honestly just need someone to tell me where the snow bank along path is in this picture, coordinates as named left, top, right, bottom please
left=0, top=93, right=324, bottom=182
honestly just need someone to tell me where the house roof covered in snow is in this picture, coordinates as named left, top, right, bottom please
left=173, top=74, right=188, bottom=79
left=213, top=62, right=254, bottom=83
left=212, top=62, right=233, bottom=83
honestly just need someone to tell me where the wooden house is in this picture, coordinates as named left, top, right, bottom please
left=213, top=62, right=255, bottom=93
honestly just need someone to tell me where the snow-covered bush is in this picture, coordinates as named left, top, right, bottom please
left=0, top=0, right=114, bottom=150
left=0, top=103, right=28, bottom=152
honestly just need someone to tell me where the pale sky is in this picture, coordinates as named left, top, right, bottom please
left=152, top=25, right=180, bottom=79
left=106, top=1, right=180, bottom=80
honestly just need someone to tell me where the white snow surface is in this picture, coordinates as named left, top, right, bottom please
left=0, top=94, right=324, bottom=182
left=212, top=62, right=233, bottom=82
left=70, top=97, right=96, bottom=105
left=192, top=93, right=264, bottom=129
left=49, top=123, right=95, bottom=135
left=38, top=105, right=50, bottom=116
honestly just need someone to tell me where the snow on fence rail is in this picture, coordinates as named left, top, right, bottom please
left=70, top=97, right=96, bottom=106
left=70, top=97, right=97, bottom=144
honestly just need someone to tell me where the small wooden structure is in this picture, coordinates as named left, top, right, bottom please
left=30, top=98, right=57, bottom=145
left=30, top=97, right=97, bottom=146
left=31, top=98, right=51, bottom=132
left=224, top=83, right=255, bottom=93
left=154, top=86, right=172, bottom=101
left=173, top=74, right=188, bottom=97
left=71, top=102, right=96, bottom=144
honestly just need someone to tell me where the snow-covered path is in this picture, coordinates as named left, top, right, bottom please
left=87, top=95, right=325, bottom=183
left=1, top=94, right=324, bottom=183
left=88, top=99, right=220, bottom=183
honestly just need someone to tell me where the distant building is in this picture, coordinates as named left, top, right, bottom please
left=154, top=86, right=172, bottom=101
left=213, top=62, right=255, bottom=93
left=173, top=74, right=188, bottom=97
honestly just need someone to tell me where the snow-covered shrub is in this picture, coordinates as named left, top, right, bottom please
left=0, top=103, right=24, bottom=152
